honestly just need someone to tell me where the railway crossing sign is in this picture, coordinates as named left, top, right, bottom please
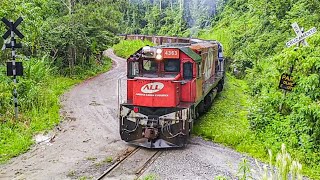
left=2, top=17, right=24, bottom=39
left=279, top=73, right=295, bottom=91
left=286, top=23, right=317, bottom=47
left=279, top=23, right=317, bottom=93
left=291, top=22, right=308, bottom=46
left=1, top=17, right=24, bottom=119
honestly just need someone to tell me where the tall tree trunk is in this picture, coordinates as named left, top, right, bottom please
left=68, top=0, right=76, bottom=73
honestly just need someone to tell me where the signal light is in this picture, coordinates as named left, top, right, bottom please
left=156, top=54, right=162, bottom=60
left=133, top=107, right=139, bottom=113
left=156, top=48, right=162, bottom=54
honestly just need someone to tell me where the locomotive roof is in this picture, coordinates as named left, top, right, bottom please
left=178, top=47, right=202, bottom=63
left=158, top=44, right=202, bottom=63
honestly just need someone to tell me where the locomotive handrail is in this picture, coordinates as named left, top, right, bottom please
left=172, top=80, right=187, bottom=85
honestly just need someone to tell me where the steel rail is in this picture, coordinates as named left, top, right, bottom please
left=96, top=147, right=161, bottom=180
left=96, top=147, right=140, bottom=180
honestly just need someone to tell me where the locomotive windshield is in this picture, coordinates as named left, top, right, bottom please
left=141, top=59, right=180, bottom=77
left=143, top=59, right=158, bottom=72
left=164, top=59, right=180, bottom=72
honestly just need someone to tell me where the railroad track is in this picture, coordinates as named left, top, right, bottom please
left=97, top=147, right=162, bottom=180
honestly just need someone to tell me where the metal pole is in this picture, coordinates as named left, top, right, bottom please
left=279, top=42, right=300, bottom=112
left=10, top=22, right=18, bottom=119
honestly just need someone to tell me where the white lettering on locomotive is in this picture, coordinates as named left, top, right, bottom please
left=164, top=50, right=178, bottom=56
left=141, top=82, right=164, bottom=93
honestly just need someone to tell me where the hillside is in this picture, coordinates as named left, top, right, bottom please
left=0, top=0, right=319, bottom=178
left=199, top=0, right=320, bottom=177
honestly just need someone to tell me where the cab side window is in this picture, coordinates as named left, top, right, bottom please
left=183, top=62, right=193, bottom=80
left=128, top=61, right=139, bottom=78
left=197, top=63, right=201, bottom=78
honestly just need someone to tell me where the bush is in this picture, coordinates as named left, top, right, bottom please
left=113, top=40, right=154, bottom=58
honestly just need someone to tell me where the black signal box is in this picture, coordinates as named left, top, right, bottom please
left=6, top=62, right=23, bottom=76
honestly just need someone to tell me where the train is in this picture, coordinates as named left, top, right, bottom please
left=118, top=35, right=225, bottom=148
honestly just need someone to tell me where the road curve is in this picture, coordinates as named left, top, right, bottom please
left=0, top=49, right=262, bottom=180
left=0, top=49, right=129, bottom=179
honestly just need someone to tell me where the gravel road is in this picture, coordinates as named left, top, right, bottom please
left=141, top=137, right=263, bottom=180
left=0, top=49, right=263, bottom=180
left=0, top=49, right=129, bottom=180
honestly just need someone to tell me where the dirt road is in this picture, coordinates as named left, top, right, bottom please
left=0, top=49, right=262, bottom=180
left=0, top=49, right=129, bottom=179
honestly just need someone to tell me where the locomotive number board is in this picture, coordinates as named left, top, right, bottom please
left=163, top=48, right=179, bottom=59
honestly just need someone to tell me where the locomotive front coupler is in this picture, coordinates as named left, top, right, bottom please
left=142, top=116, right=160, bottom=140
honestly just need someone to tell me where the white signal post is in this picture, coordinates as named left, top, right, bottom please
left=2, top=17, right=24, bottom=119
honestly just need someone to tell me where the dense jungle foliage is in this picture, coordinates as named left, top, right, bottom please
left=198, top=0, right=320, bottom=177
left=123, top=0, right=224, bottom=37
left=0, top=0, right=123, bottom=162
left=1, top=0, right=319, bottom=178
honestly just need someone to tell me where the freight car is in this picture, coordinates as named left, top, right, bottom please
left=119, top=35, right=225, bottom=148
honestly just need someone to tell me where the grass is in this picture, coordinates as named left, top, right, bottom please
left=113, top=40, right=154, bottom=58
left=103, top=156, right=113, bottom=163
left=67, top=170, right=76, bottom=177
left=79, top=176, right=92, bottom=180
left=194, top=74, right=267, bottom=159
left=86, top=157, right=97, bottom=161
left=0, top=57, right=112, bottom=163
left=139, top=174, right=158, bottom=180
left=94, top=156, right=113, bottom=167
left=217, top=144, right=303, bottom=180
left=193, top=73, right=319, bottom=179
left=0, top=77, right=79, bottom=163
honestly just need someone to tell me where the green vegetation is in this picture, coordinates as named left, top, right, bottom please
left=139, top=174, right=158, bottom=180
left=94, top=156, right=113, bottom=167
left=0, top=57, right=112, bottom=163
left=217, top=144, right=303, bottom=180
left=194, top=74, right=267, bottom=159
left=67, top=170, right=76, bottom=178
left=197, top=0, right=320, bottom=178
left=104, top=156, right=113, bottom=163
left=86, top=157, right=97, bottom=161
left=0, top=0, right=319, bottom=179
left=0, top=0, right=118, bottom=163
left=78, top=176, right=93, bottom=180
left=123, top=0, right=217, bottom=37
left=113, top=40, right=154, bottom=58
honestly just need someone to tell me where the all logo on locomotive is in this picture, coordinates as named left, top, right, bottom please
left=119, top=35, right=225, bottom=148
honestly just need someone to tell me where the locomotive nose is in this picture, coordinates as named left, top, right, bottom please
left=144, top=128, right=159, bottom=140
left=143, top=116, right=160, bottom=140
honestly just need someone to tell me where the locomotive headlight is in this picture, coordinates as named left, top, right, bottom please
left=156, top=48, right=162, bottom=54
left=156, top=54, right=163, bottom=60
left=142, top=46, right=151, bottom=51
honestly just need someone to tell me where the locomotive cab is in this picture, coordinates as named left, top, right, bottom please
left=128, top=46, right=186, bottom=79
left=119, top=41, right=225, bottom=148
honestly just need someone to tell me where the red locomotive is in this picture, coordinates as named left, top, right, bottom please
left=119, top=35, right=225, bottom=148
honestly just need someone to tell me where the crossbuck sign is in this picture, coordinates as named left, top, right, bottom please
left=286, top=23, right=317, bottom=47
